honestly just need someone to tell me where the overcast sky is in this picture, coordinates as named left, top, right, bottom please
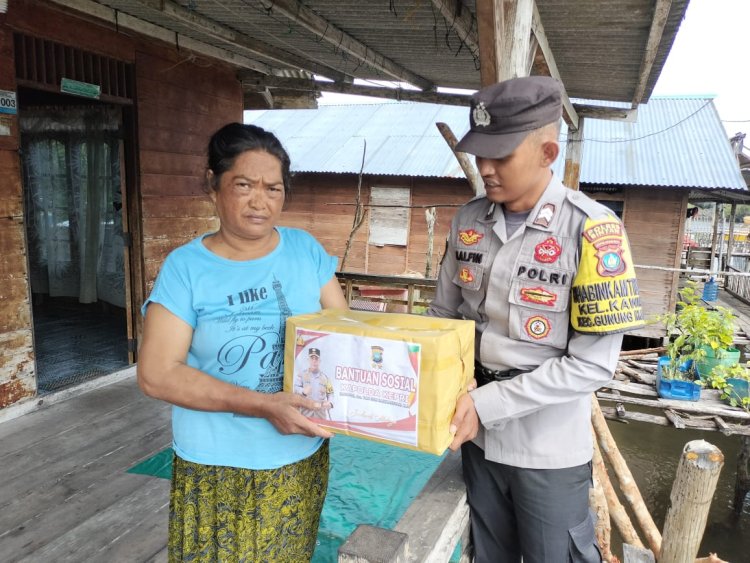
left=652, top=0, right=749, bottom=136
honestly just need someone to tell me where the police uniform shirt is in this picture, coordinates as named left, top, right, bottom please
left=429, top=174, right=643, bottom=469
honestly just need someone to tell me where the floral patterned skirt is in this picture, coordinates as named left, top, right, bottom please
left=168, top=442, right=329, bottom=562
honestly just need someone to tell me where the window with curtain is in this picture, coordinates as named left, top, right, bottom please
left=20, top=106, right=125, bottom=307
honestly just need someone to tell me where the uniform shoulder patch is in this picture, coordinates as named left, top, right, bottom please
left=570, top=216, right=646, bottom=335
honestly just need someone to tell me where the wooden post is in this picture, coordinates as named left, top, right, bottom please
left=590, top=436, right=614, bottom=561
left=710, top=203, right=721, bottom=272
left=476, top=0, right=504, bottom=86
left=592, top=430, right=644, bottom=551
left=435, top=122, right=483, bottom=196
left=563, top=118, right=584, bottom=190
left=734, top=435, right=750, bottom=514
left=726, top=202, right=737, bottom=272
left=498, top=0, right=534, bottom=80
left=591, top=397, right=662, bottom=555
left=659, top=440, right=724, bottom=563
left=425, top=207, right=437, bottom=278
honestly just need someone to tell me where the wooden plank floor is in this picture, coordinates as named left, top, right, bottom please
left=0, top=370, right=172, bottom=562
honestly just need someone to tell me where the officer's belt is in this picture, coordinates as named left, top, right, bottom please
left=474, top=361, right=529, bottom=387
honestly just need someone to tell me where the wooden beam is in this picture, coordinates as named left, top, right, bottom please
left=49, top=0, right=273, bottom=74
left=429, top=0, right=480, bottom=58
left=476, top=0, right=504, bottom=87
left=632, top=0, right=673, bottom=108
left=240, top=75, right=474, bottom=106
left=564, top=118, right=584, bottom=190
left=574, top=103, right=638, bottom=123
left=132, top=0, right=350, bottom=82
left=262, top=0, right=434, bottom=91
left=499, top=0, right=534, bottom=80
left=530, top=4, right=579, bottom=130
left=435, top=122, right=483, bottom=196
left=239, top=71, right=317, bottom=92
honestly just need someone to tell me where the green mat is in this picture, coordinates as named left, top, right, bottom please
left=128, top=447, right=173, bottom=479
left=128, top=437, right=459, bottom=562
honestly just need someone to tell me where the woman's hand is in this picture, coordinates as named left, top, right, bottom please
left=259, top=392, right=334, bottom=438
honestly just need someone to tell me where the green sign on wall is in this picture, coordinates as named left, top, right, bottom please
left=60, top=78, right=101, bottom=100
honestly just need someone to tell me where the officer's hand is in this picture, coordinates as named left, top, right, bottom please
left=260, top=392, right=333, bottom=439
left=448, top=392, right=479, bottom=451
left=467, top=377, right=478, bottom=391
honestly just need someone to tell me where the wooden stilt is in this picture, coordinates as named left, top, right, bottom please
left=591, top=397, right=662, bottom=556
left=734, top=435, right=750, bottom=514
left=660, top=441, right=724, bottom=563
left=591, top=430, right=642, bottom=554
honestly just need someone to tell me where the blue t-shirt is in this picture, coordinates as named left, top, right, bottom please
left=142, top=227, right=338, bottom=469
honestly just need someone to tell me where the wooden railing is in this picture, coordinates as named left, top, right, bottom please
left=725, top=265, right=750, bottom=305
left=336, top=272, right=437, bottom=314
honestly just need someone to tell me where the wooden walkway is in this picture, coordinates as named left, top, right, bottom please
left=597, top=288, right=750, bottom=436
left=0, top=368, right=171, bottom=562
left=2, top=286, right=749, bottom=562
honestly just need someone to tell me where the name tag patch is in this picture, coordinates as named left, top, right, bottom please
left=517, top=265, right=569, bottom=286
left=456, top=250, right=484, bottom=264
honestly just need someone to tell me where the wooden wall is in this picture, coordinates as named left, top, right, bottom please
left=0, top=16, right=34, bottom=407
left=0, top=0, right=242, bottom=409
left=279, top=174, right=473, bottom=277
left=136, top=44, right=242, bottom=301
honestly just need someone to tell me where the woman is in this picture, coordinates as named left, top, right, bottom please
left=137, top=122, right=348, bottom=562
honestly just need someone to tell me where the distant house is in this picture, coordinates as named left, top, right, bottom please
left=248, top=97, right=748, bottom=338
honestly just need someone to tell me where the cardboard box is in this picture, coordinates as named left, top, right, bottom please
left=284, top=309, right=474, bottom=455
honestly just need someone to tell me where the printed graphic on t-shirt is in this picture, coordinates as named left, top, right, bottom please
left=214, top=276, right=291, bottom=395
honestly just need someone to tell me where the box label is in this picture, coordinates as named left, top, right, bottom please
left=292, top=329, right=421, bottom=446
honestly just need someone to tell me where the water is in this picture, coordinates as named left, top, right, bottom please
left=608, top=412, right=750, bottom=561
left=314, top=423, right=749, bottom=562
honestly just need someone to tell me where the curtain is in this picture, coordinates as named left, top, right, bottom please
left=21, top=106, right=125, bottom=307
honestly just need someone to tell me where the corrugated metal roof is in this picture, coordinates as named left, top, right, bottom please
left=87, top=0, right=689, bottom=104
left=246, top=103, right=469, bottom=178
left=246, top=97, right=746, bottom=190
left=553, top=97, right=746, bottom=190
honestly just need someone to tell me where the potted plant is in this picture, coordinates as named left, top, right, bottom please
left=656, top=281, right=738, bottom=401
left=702, top=363, right=750, bottom=412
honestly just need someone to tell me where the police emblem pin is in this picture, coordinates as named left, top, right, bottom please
left=473, top=102, right=491, bottom=127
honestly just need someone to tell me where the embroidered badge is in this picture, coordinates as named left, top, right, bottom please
left=458, top=228, right=484, bottom=246
left=525, top=315, right=551, bottom=340
left=583, top=221, right=627, bottom=277
left=473, top=102, right=491, bottom=127
left=459, top=267, right=475, bottom=284
left=520, top=287, right=558, bottom=307
left=534, top=237, right=562, bottom=263
left=533, top=203, right=556, bottom=228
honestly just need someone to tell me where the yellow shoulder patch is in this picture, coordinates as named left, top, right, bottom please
left=571, top=217, right=645, bottom=334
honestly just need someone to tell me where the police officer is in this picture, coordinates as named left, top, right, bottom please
left=294, top=348, right=334, bottom=420
left=428, top=77, right=644, bottom=562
